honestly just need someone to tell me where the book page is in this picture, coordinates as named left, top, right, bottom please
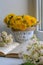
left=0, top=42, right=19, bottom=55
left=7, top=41, right=29, bottom=54
left=6, top=41, right=31, bottom=58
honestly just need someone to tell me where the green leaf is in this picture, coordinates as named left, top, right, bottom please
left=20, top=62, right=36, bottom=65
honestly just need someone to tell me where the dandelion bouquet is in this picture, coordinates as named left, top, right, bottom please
left=4, top=13, right=37, bottom=31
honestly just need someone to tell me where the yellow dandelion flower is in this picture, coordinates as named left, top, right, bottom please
left=23, top=15, right=32, bottom=21
left=20, top=23, right=27, bottom=31
left=4, top=16, right=8, bottom=24
left=15, top=15, right=22, bottom=21
left=22, top=15, right=32, bottom=27
left=31, top=17, right=37, bottom=26
left=4, top=14, right=37, bottom=31
left=8, top=13, right=16, bottom=16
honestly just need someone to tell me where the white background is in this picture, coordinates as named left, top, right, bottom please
left=0, top=0, right=35, bottom=19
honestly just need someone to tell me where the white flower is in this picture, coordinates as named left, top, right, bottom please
left=5, top=36, right=13, bottom=43
left=40, top=49, right=43, bottom=56
left=32, top=52, right=39, bottom=61
left=2, top=31, right=7, bottom=37
left=5, top=36, right=9, bottom=40
left=39, top=56, right=43, bottom=64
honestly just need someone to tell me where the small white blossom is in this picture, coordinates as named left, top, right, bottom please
left=2, top=31, right=7, bottom=37
left=40, top=49, right=43, bottom=55
left=39, top=56, right=43, bottom=64
left=32, top=52, right=39, bottom=61
left=0, top=31, right=13, bottom=46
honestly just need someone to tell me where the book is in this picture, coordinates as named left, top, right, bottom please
left=0, top=41, right=30, bottom=58
left=0, top=42, right=20, bottom=58
left=0, top=34, right=39, bottom=58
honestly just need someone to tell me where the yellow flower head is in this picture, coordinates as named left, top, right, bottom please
left=23, top=15, right=37, bottom=27
left=4, top=14, right=37, bottom=31
left=4, top=13, right=16, bottom=27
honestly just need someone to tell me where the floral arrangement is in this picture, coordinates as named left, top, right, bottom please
left=0, top=31, right=13, bottom=46
left=4, top=13, right=37, bottom=31
left=22, top=35, right=43, bottom=65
